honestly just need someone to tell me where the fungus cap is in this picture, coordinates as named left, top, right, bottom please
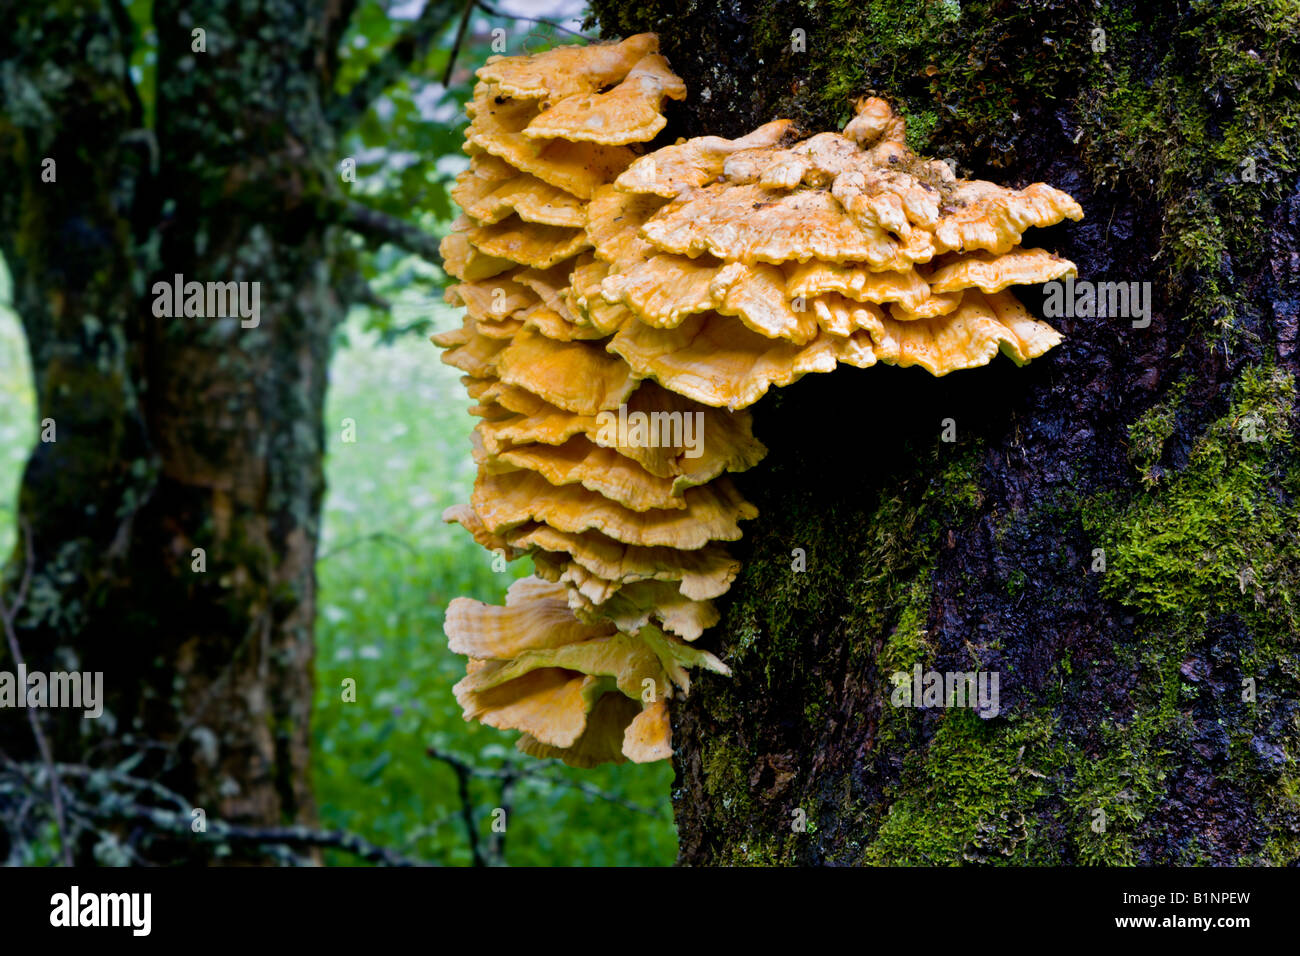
left=492, top=435, right=690, bottom=513
left=608, top=312, right=841, bottom=409
left=523, top=54, right=687, bottom=145
left=476, top=33, right=660, bottom=101
left=927, top=248, right=1079, bottom=295
left=471, top=470, right=758, bottom=550
left=614, top=120, right=794, bottom=198
left=495, top=328, right=638, bottom=416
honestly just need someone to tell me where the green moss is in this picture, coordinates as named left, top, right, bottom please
left=864, top=646, right=1187, bottom=866
left=860, top=364, right=1298, bottom=866
left=701, top=737, right=748, bottom=806
left=877, top=579, right=933, bottom=677
left=866, top=709, right=1055, bottom=865
left=1005, top=568, right=1028, bottom=598
left=858, top=445, right=983, bottom=749
left=1090, top=364, right=1300, bottom=639
left=900, top=107, right=940, bottom=154
left=1126, top=376, right=1191, bottom=484
left=1062, top=710, right=1181, bottom=866
left=1258, top=771, right=1300, bottom=864
left=699, top=737, right=798, bottom=865
left=722, top=441, right=980, bottom=691
left=1078, top=364, right=1300, bottom=863
left=1077, top=0, right=1300, bottom=338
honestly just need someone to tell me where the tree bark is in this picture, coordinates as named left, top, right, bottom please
left=0, top=0, right=350, bottom=862
left=590, top=0, right=1300, bottom=865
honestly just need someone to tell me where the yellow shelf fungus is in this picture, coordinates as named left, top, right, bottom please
left=434, top=36, right=1082, bottom=767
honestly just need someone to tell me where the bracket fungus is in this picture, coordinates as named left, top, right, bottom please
left=434, top=36, right=1083, bottom=767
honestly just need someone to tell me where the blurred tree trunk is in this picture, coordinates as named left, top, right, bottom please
left=0, top=0, right=349, bottom=862
left=591, top=0, right=1300, bottom=865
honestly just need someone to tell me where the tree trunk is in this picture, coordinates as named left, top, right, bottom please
left=0, top=0, right=348, bottom=862
left=590, top=0, right=1300, bottom=865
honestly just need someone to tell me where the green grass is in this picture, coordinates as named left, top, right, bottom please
left=312, top=305, right=677, bottom=866
left=0, top=284, right=677, bottom=865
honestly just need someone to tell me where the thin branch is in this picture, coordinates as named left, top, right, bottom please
left=88, top=803, right=430, bottom=867
left=0, top=521, right=73, bottom=866
left=1, top=757, right=436, bottom=867
left=318, top=531, right=418, bottom=563
left=322, top=0, right=361, bottom=91
left=428, top=748, right=486, bottom=866
left=427, top=746, right=500, bottom=780
left=327, top=0, right=462, bottom=130
left=49, top=761, right=190, bottom=813
left=486, top=766, right=517, bottom=865
left=530, top=769, right=666, bottom=819
left=336, top=198, right=444, bottom=267
left=0, top=518, right=33, bottom=615
left=426, top=746, right=665, bottom=819
left=341, top=271, right=392, bottom=312
left=474, top=1, right=590, bottom=40
left=442, top=0, right=477, bottom=87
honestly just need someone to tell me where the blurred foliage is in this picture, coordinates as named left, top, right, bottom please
left=124, top=0, right=157, bottom=128
left=331, top=1, right=588, bottom=345
left=0, top=258, right=34, bottom=562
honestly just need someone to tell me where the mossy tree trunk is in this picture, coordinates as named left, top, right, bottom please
left=0, top=1, right=352, bottom=862
left=590, top=0, right=1300, bottom=865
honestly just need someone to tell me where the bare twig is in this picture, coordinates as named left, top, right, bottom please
left=442, top=0, right=477, bottom=87
left=427, top=748, right=518, bottom=865
left=473, top=0, right=590, bottom=40
left=486, top=766, right=517, bottom=865
left=429, top=747, right=487, bottom=866
left=1, top=757, right=436, bottom=867
left=336, top=198, right=444, bottom=267
left=0, top=521, right=73, bottom=865
left=426, top=746, right=665, bottom=819
left=318, top=531, right=418, bottom=563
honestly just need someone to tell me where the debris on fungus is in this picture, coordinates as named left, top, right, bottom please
left=434, top=37, right=1082, bottom=767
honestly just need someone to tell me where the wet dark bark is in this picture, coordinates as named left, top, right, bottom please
left=591, top=0, right=1300, bottom=865
left=0, top=1, right=349, bottom=862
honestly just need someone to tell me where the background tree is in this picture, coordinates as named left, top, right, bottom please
left=0, top=0, right=480, bottom=863
left=588, top=0, right=1300, bottom=864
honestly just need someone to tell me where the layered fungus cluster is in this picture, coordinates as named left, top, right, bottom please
left=434, top=34, right=1083, bottom=767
